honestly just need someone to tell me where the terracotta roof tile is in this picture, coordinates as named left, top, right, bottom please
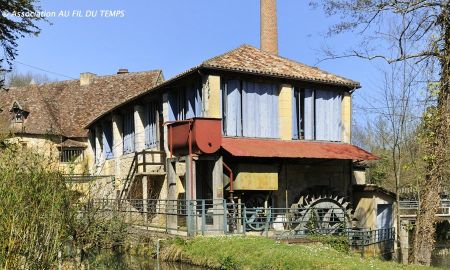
left=202, top=45, right=360, bottom=88
left=0, top=70, right=163, bottom=138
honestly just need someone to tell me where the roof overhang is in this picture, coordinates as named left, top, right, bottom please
left=57, top=139, right=87, bottom=149
left=221, top=137, right=378, bottom=161
left=353, top=184, right=396, bottom=199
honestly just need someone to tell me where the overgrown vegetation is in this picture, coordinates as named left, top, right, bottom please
left=312, top=0, right=450, bottom=264
left=160, top=236, right=434, bottom=270
left=0, top=146, right=73, bottom=269
left=0, top=143, right=127, bottom=269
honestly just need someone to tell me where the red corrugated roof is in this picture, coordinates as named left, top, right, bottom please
left=221, top=137, right=378, bottom=160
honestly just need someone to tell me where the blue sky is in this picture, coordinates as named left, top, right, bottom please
left=13, top=0, right=388, bottom=122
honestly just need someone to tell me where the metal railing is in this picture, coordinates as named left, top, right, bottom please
left=77, top=198, right=396, bottom=255
left=79, top=199, right=391, bottom=240
left=64, top=174, right=115, bottom=183
left=399, top=199, right=450, bottom=217
left=347, top=227, right=395, bottom=246
left=119, top=150, right=166, bottom=201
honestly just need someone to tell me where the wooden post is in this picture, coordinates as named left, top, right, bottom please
left=167, top=160, right=177, bottom=232
left=212, top=156, right=224, bottom=233
left=142, top=176, right=148, bottom=223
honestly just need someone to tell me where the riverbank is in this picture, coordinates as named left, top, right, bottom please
left=160, top=236, right=436, bottom=270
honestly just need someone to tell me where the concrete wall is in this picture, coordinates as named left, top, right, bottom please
left=353, top=191, right=395, bottom=229
left=342, top=92, right=352, bottom=143
left=278, top=84, right=293, bottom=140
left=233, top=164, right=279, bottom=190
left=203, top=75, right=221, bottom=118
left=353, top=169, right=367, bottom=185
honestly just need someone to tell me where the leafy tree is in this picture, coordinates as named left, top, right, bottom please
left=0, top=0, right=44, bottom=87
left=312, top=0, right=450, bottom=265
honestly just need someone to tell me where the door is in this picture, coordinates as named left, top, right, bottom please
left=376, top=204, right=393, bottom=241
left=377, top=204, right=393, bottom=229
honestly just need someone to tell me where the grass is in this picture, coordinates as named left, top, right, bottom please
left=160, top=236, right=436, bottom=270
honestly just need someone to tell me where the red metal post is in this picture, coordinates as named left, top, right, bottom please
left=223, top=161, right=234, bottom=193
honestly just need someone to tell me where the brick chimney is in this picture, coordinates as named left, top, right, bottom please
left=260, top=0, right=278, bottom=55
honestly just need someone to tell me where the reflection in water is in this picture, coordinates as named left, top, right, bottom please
left=67, top=251, right=205, bottom=270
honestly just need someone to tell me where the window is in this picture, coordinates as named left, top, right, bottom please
left=144, top=100, right=159, bottom=149
left=168, top=82, right=202, bottom=121
left=102, top=121, right=113, bottom=159
left=292, top=88, right=342, bottom=141
left=123, top=110, right=135, bottom=154
left=222, top=79, right=279, bottom=138
left=60, top=148, right=83, bottom=163
left=10, top=102, right=28, bottom=123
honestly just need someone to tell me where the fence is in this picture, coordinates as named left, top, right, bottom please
left=79, top=198, right=395, bottom=248
left=399, top=200, right=450, bottom=217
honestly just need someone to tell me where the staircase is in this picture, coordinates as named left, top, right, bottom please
left=118, top=150, right=166, bottom=202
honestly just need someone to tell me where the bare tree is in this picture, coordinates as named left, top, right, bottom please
left=0, top=0, right=45, bottom=87
left=312, top=0, right=450, bottom=265
left=5, top=70, right=51, bottom=87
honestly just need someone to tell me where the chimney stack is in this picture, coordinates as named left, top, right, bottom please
left=260, top=0, right=278, bottom=55
left=117, top=68, right=129, bottom=74
left=80, top=72, right=96, bottom=86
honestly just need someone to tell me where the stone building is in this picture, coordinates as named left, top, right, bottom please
left=0, top=69, right=163, bottom=174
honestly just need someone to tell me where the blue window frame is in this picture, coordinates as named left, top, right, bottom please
left=168, top=82, right=202, bottom=121
left=222, top=79, right=279, bottom=138
left=102, top=121, right=113, bottom=159
left=123, top=110, right=135, bottom=154
left=144, top=100, right=159, bottom=149
left=292, top=88, right=342, bottom=141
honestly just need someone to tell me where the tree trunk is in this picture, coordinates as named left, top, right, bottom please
left=412, top=7, right=450, bottom=265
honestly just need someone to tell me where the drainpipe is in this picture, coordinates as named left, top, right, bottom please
left=188, top=120, right=194, bottom=199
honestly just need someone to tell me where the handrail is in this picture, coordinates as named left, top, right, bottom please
left=118, top=150, right=167, bottom=202
left=119, top=153, right=138, bottom=201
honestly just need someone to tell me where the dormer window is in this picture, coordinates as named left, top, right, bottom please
left=9, top=101, right=28, bottom=123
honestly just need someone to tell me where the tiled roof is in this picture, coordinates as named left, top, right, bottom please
left=0, top=70, right=163, bottom=138
left=222, top=137, right=378, bottom=161
left=86, top=45, right=360, bottom=128
left=202, top=45, right=360, bottom=88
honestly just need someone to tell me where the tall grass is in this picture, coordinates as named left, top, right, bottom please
left=0, top=144, right=128, bottom=269
left=0, top=146, right=75, bottom=269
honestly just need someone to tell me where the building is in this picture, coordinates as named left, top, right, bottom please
left=0, top=69, right=163, bottom=175
left=0, top=0, right=395, bottom=244
left=85, top=0, right=395, bottom=238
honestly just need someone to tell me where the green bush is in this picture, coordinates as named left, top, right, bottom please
left=306, top=235, right=350, bottom=253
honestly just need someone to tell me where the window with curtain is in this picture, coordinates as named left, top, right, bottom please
left=168, top=82, right=202, bottom=121
left=222, top=79, right=279, bottom=138
left=292, top=88, right=342, bottom=142
left=123, top=110, right=135, bottom=154
left=144, top=100, right=159, bottom=149
left=102, top=121, right=113, bottom=159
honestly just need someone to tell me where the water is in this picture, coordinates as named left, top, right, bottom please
left=65, top=251, right=205, bottom=270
